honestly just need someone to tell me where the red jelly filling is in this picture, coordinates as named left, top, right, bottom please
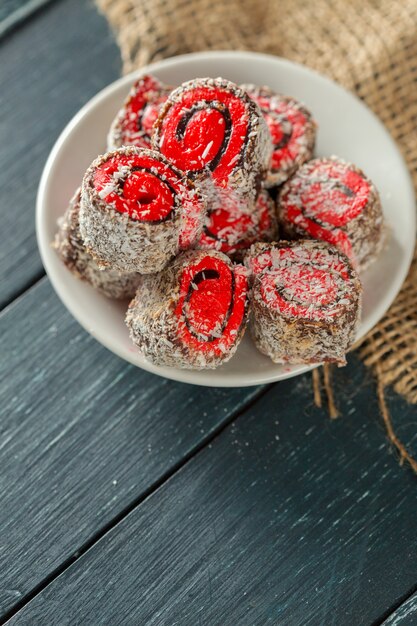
left=248, top=92, right=310, bottom=172
left=119, top=75, right=169, bottom=148
left=93, top=153, right=203, bottom=239
left=157, top=85, right=249, bottom=188
left=281, top=160, right=370, bottom=263
left=250, top=247, right=350, bottom=321
left=200, top=192, right=273, bottom=254
left=175, top=255, right=248, bottom=355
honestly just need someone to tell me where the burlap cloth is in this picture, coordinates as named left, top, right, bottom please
left=97, top=0, right=417, bottom=463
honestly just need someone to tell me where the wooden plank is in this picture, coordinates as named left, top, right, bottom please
left=382, top=592, right=417, bottom=625
left=0, top=278, right=265, bottom=618
left=7, top=356, right=417, bottom=626
left=0, top=0, right=56, bottom=39
left=0, top=0, right=121, bottom=308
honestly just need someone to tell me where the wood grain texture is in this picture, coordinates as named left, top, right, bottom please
left=0, top=0, right=56, bottom=39
left=6, top=357, right=417, bottom=626
left=383, top=592, right=417, bottom=625
left=0, top=0, right=120, bottom=308
left=0, top=278, right=264, bottom=618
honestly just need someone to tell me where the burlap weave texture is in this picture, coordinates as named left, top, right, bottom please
left=97, top=0, right=417, bottom=403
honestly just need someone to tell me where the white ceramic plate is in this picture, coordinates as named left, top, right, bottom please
left=37, top=51, right=415, bottom=387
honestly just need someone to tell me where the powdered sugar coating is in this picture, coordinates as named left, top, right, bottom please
left=198, top=189, right=278, bottom=259
left=246, top=240, right=362, bottom=365
left=242, top=84, right=317, bottom=187
left=79, top=146, right=206, bottom=274
left=107, top=75, right=173, bottom=151
left=277, top=156, right=386, bottom=271
left=126, top=249, right=250, bottom=369
left=152, top=77, right=272, bottom=203
left=53, top=188, right=141, bottom=299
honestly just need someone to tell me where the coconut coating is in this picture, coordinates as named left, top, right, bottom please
left=242, top=84, right=317, bottom=187
left=277, top=157, right=386, bottom=271
left=79, top=146, right=206, bottom=274
left=126, top=249, right=250, bottom=369
left=246, top=240, right=362, bottom=365
left=198, top=189, right=278, bottom=260
left=152, top=77, right=272, bottom=204
left=107, top=74, right=173, bottom=151
left=53, top=189, right=141, bottom=299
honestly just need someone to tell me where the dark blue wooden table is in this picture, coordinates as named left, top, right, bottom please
left=1, top=1, right=416, bottom=624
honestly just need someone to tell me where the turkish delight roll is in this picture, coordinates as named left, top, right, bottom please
left=242, top=85, right=317, bottom=187
left=277, top=157, right=385, bottom=271
left=54, top=188, right=141, bottom=299
left=80, top=146, right=206, bottom=274
left=246, top=240, right=361, bottom=365
left=126, top=250, right=250, bottom=369
left=107, top=74, right=172, bottom=150
left=198, top=190, right=278, bottom=259
left=153, top=77, right=271, bottom=204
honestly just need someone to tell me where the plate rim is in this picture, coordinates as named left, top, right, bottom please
left=36, top=50, right=416, bottom=387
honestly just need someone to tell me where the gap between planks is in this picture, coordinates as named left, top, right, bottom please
left=0, top=384, right=272, bottom=624
left=0, top=271, right=46, bottom=314
left=371, top=582, right=417, bottom=626
left=0, top=0, right=58, bottom=41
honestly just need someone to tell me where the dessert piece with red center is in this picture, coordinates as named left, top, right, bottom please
left=126, top=249, right=250, bottom=369
left=54, top=188, right=142, bottom=299
left=152, top=77, right=272, bottom=206
left=246, top=240, right=361, bottom=365
left=277, top=156, right=385, bottom=271
left=108, top=74, right=173, bottom=151
left=198, top=190, right=278, bottom=259
left=242, top=85, right=317, bottom=187
left=80, top=146, right=206, bottom=274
